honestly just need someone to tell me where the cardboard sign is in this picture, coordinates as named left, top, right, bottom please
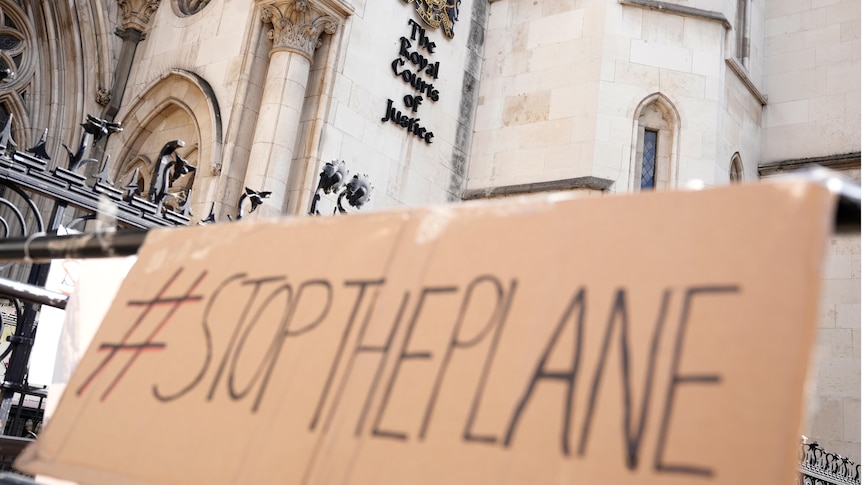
left=18, top=182, right=834, bottom=484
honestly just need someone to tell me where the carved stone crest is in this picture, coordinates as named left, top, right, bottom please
left=405, top=0, right=460, bottom=39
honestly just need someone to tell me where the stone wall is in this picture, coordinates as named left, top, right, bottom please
left=806, top=170, right=861, bottom=462
left=809, top=230, right=861, bottom=462
left=761, top=0, right=861, bottom=163
left=467, top=0, right=768, bottom=194
left=102, top=0, right=487, bottom=216
left=759, top=0, right=860, bottom=460
left=311, top=0, right=486, bottom=212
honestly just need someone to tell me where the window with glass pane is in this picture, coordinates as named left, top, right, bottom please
left=641, top=129, right=657, bottom=190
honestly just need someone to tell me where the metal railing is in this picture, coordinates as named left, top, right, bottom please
left=0, top=113, right=193, bottom=443
left=799, top=439, right=861, bottom=485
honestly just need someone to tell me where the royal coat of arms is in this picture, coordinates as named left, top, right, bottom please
left=405, top=0, right=461, bottom=39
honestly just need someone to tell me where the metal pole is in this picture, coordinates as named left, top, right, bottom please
left=0, top=229, right=148, bottom=262
left=0, top=277, right=67, bottom=309
left=0, top=261, right=51, bottom=431
left=0, top=203, right=68, bottom=431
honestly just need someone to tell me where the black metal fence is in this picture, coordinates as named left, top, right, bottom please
left=0, top=114, right=191, bottom=453
left=799, top=439, right=861, bottom=485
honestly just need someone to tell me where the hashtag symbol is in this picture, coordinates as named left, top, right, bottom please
left=76, top=268, right=206, bottom=401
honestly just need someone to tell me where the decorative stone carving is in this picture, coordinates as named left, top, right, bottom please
left=96, top=88, right=112, bottom=106
left=117, top=0, right=162, bottom=33
left=0, top=4, right=35, bottom=92
left=407, top=0, right=461, bottom=39
left=261, top=1, right=339, bottom=60
left=178, top=0, right=211, bottom=16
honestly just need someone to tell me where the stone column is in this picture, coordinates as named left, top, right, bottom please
left=243, top=0, right=343, bottom=218
left=109, top=0, right=163, bottom=119
left=94, top=0, right=161, bottom=162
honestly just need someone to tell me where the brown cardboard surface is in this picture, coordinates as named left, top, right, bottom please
left=17, top=181, right=834, bottom=484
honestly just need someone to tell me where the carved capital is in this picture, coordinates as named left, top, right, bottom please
left=117, top=0, right=162, bottom=33
left=260, top=1, right=344, bottom=60
left=96, top=88, right=112, bottom=106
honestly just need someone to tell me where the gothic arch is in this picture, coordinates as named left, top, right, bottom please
left=109, top=69, right=223, bottom=216
left=730, top=152, right=744, bottom=183
left=0, top=1, right=105, bottom=164
left=0, top=2, right=38, bottom=93
left=0, top=91, right=30, bottom=146
left=628, top=92, right=681, bottom=191
left=0, top=1, right=37, bottom=148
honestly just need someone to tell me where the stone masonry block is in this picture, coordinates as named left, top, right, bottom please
left=549, top=86, right=587, bottom=120
left=817, top=328, right=855, bottom=358
left=333, top=103, right=365, bottom=142
left=498, top=118, right=572, bottom=151
left=830, top=236, right=861, bottom=255
left=827, top=1, right=861, bottom=26
left=827, top=59, right=861, bottom=94
left=809, top=397, right=847, bottom=441
left=847, top=398, right=862, bottom=441
left=815, top=357, right=862, bottom=398
left=487, top=1, right=509, bottom=31
left=473, top=99, right=502, bottom=133
left=766, top=48, right=817, bottom=74
left=630, top=39, right=692, bottom=73
left=816, top=41, right=860, bottom=67
left=821, top=279, right=862, bottom=306
left=512, top=0, right=543, bottom=25
left=765, top=67, right=826, bottom=103
left=768, top=0, right=814, bottom=18
left=854, top=330, right=861, bottom=359
left=840, top=19, right=860, bottom=42
left=808, top=93, right=851, bottom=125
left=542, top=0, right=577, bottom=17
left=542, top=144, right=580, bottom=171
left=495, top=147, right=546, bottom=176
left=348, top=84, right=381, bottom=121
left=659, top=69, right=706, bottom=98
left=615, top=61, right=660, bottom=88
left=803, top=25, right=841, bottom=50
left=620, top=4, right=642, bottom=37
left=766, top=9, right=827, bottom=37
left=764, top=100, right=810, bottom=128
left=835, top=303, right=861, bottom=329
left=765, top=30, right=807, bottom=55
left=683, top=18, right=722, bottom=53
left=822, top=253, right=855, bottom=279
left=641, top=9, right=684, bottom=44
left=530, top=39, right=589, bottom=72
left=813, top=0, right=842, bottom=8
left=692, top=49, right=721, bottom=78
left=527, top=10, right=584, bottom=49
left=820, top=303, right=838, bottom=328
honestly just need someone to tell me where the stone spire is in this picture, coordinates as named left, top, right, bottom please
left=260, top=0, right=341, bottom=60
left=117, top=0, right=162, bottom=33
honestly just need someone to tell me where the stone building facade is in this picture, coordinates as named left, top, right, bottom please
left=0, top=0, right=857, bottom=461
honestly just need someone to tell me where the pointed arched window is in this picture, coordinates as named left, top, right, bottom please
left=730, top=153, right=743, bottom=183
left=630, top=93, right=680, bottom=191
